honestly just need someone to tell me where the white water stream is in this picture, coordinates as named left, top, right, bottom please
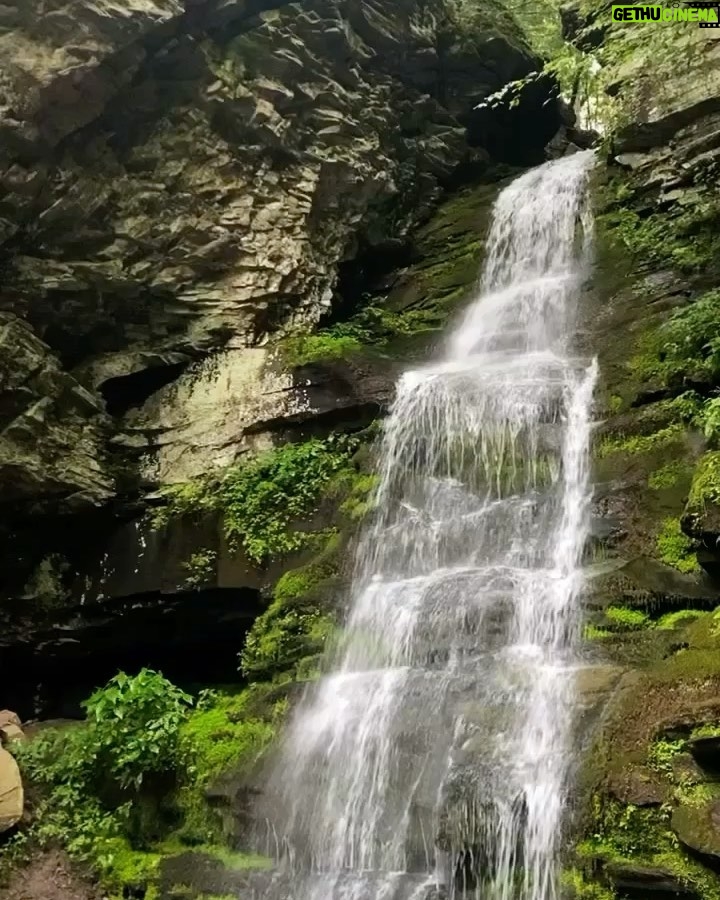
left=261, top=151, right=597, bottom=900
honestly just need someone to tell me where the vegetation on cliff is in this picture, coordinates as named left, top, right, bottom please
left=5, top=671, right=284, bottom=898
left=153, top=435, right=363, bottom=565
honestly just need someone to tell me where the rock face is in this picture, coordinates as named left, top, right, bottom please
left=0, top=0, right=564, bottom=712
left=563, top=5, right=720, bottom=898
left=0, top=0, right=553, bottom=507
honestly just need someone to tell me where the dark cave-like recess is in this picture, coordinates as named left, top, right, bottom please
left=0, top=587, right=263, bottom=720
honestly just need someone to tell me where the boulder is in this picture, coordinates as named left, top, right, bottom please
left=608, top=766, right=667, bottom=807
left=0, top=746, right=23, bottom=833
left=606, top=862, right=700, bottom=898
left=672, top=798, right=720, bottom=862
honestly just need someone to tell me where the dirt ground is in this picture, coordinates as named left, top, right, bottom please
left=0, top=851, right=100, bottom=900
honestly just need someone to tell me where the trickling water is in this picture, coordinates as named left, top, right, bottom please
left=260, top=151, right=597, bottom=900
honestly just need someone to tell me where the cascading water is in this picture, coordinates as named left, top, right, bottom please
left=260, top=150, right=597, bottom=900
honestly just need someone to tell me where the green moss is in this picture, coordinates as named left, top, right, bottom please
left=179, top=691, right=279, bottom=788
left=656, top=518, right=698, bottom=574
left=656, top=610, right=704, bottom=630
left=277, top=306, right=438, bottom=367
left=584, top=624, right=613, bottom=641
left=240, top=529, right=345, bottom=681
left=648, top=462, right=687, bottom=490
left=604, top=606, right=650, bottom=632
left=561, top=868, right=616, bottom=900
left=601, top=204, right=720, bottom=275
left=597, top=424, right=685, bottom=458
left=279, top=333, right=365, bottom=367
left=688, top=451, right=720, bottom=510
left=241, top=604, right=335, bottom=682
left=337, top=472, right=380, bottom=521
left=97, top=839, right=162, bottom=900
left=579, top=797, right=720, bottom=900
left=156, top=840, right=272, bottom=871
left=690, top=723, right=720, bottom=740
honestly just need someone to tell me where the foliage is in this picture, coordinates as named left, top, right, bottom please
left=83, top=669, right=192, bottom=790
left=153, top=436, right=359, bottom=565
left=648, top=462, right=686, bottom=491
left=688, top=452, right=720, bottom=510
left=182, top=550, right=217, bottom=588
left=597, top=424, right=684, bottom=458
left=631, top=291, right=720, bottom=386
left=647, top=738, right=685, bottom=775
left=656, top=518, right=698, bottom=574
left=8, top=673, right=284, bottom=897
left=278, top=305, right=437, bottom=368
left=11, top=670, right=192, bottom=895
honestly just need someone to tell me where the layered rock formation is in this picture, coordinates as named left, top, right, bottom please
left=0, top=0, right=568, bottom=724
left=561, top=5, right=720, bottom=898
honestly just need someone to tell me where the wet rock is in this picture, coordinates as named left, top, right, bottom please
left=586, top=557, right=719, bottom=615
left=672, top=798, right=720, bottom=861
left=608, top=765, right=667, bottom=807
left=606, top=862, right=700, bottom=898
left=671, top=752, right=706, bottom=786
left=0, top=313, right=113, bottom=511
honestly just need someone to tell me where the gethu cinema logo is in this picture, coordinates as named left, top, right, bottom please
left=612, top=2, right=720, bottom=22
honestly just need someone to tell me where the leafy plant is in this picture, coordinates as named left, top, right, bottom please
left=83, top=669, right=192, bottom=790
left=152, top=436, right=360, bottom=565
left=182, top=550, right=217, bottom=589
left=278, top=306, right=437, bottom=368
left=632, top=291, right=720, bottom=386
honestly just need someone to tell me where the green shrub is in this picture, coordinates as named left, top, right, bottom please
left=9, top=673, right=284, bottom=896
left=83, top=669, right=192, bottom=790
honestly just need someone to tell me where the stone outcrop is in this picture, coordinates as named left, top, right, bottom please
left=562, top=5, right=720, bottom=898
left=0, top=0, right=554, bottom=512
left=0, top=0, right=565, bottom=714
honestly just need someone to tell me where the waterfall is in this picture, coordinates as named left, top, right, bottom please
left=260, top=150, right=597, bottom=900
